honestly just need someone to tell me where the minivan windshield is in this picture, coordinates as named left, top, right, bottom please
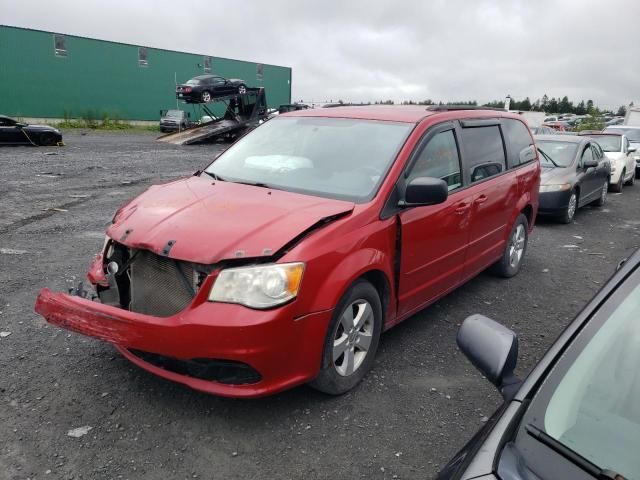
left=205, top=116, right=413, bottom=202
left=536, top=140, right=578, bottom=167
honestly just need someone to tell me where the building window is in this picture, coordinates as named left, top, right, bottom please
left=138, top=47, right=148, bottom=67
left=203, top=56, right=212, bottom=73
left=54, top=34, right=67, bottom=57
left=256, top=63, right=264, bottom=81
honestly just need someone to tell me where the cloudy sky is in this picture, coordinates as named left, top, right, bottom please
left=3, top=0, right=639, bottom=109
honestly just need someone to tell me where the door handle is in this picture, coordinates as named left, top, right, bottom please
left=474, top=195, right=488, bottom=204
left=454, top=203, right=469, bottom=214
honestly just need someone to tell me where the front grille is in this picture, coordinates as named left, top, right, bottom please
left=129, top=249, right=196, bottom=317
left=129, top=349, right=262, bottom=385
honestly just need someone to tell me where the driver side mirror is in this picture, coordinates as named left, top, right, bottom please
left=400, top=177, right=448, bottom=207
left=457, top=314, right=521, bottom=401
left=583, top=159, right=598, bottom=169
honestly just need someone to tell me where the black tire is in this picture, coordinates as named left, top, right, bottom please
left=611, top=171, right=624, bottom=193
left=39, top=133, right=57, bottom=146
left=201, top=91, right=212, bottom=103
left=559, top=190, right=578, bottom=223
left=492, top=214, right=529, bottom=278
left=593, top=181, right=608, bottom=207
left=625, top=170, right=635, bottom=186
left=237, top=84, right=247, bottom=94
left=309, top=280, right=383, bottom=395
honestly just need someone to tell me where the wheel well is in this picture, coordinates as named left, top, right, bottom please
left=359, top=270, right=390, bottom=319
left=520, top=204, right=533, bottom=226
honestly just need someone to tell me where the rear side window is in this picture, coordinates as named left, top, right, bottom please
left=502, top=119, right=535, bottom=168
left=460, top=126, right=506, bottom=183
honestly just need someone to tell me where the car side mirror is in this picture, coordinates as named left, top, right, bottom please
left=583, top=159, right=598, bottom=169
left=628, top=147, right=637, bottom=154
left=400, top=177, right=448, bottom=207
left=457, top=314, right=521, bottom=401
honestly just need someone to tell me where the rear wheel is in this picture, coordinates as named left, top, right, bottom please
left=39, top=133, right=57, bottom=146
left=309, top=280, right=382, bottom=395
left=201, top=91, right=212, bottom=103
left=492, top=214, right=528, bottom=277
left=237, top=84, right=247, bottom=94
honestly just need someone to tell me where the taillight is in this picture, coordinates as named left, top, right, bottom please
left=184, top=87, right=192, bottom=93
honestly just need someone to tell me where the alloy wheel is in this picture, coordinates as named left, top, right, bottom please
left=567, top=193, right=577, bottom=221
left=508, top=224, right=526, bottom=268
left=238, top=85, right=247, bottom=94
left=333, top=299, right=374, bottom=376
left=202, top=91, right=211, bottom=102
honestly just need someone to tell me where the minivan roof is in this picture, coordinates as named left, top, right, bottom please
left=283, top=105, right=522, bottom=124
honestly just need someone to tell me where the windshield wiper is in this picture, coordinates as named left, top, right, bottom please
left=203, top=171, right=227, bottom=181
left=231, top=180, right=278, bottom=189
left=525, top=424, right=626, bottom=480
left=537, top=148, right=560, bottom=168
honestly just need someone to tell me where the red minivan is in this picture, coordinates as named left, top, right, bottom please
left=35, top=106, right=540, bottom=397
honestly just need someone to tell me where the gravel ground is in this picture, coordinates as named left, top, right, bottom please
left=1, top=131, right=639, bottom=480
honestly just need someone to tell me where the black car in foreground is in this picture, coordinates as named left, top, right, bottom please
left=535, top=135, right=610, bottom=223
left=0, top=115, right=63, bottom=146
left=438, top=248, right=640, bottom=480
left=176, top=75, right=247, bottom=103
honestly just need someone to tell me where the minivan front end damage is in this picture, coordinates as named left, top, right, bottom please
left=34, top=253, right=332, bottom=397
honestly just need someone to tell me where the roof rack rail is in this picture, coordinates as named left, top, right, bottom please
left=425, top=105, right=507, bottom=112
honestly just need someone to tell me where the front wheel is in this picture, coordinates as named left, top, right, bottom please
left=611, top=170, right=624, bottom=193
left=593, top=181, right=608, bottom=207
left=39, top=133, right=57, bottom=146
left=309, top=280, right=382, bottom=395
left=237, top=84, right=247, bottom=94
left=560, top=190, right=578, bottom=223
left=492, top=214, right=529, bottom=278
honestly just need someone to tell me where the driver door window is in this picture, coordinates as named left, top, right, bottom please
left=407, top=129, right=462, bottom=191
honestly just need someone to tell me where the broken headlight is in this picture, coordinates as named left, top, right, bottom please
left=209, top=263, right=305, bottom=309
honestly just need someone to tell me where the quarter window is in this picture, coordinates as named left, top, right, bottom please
left=460, top=126, right=506, bottom=183
left=502, top=119, right=534, bottom=167
left=138, top=47, right=148, bottom=67
left=54, top=34, right=66, bottom=57
left=407, top=129, right=462, bottom=191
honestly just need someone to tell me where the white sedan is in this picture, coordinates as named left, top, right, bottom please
left=587, top=133, right=636, bottom=192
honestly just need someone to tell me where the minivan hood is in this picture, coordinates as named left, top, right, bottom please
left=107, top=175, right=355, bottom=264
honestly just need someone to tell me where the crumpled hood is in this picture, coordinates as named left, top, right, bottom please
left=107, top=175, right=355, bottom=264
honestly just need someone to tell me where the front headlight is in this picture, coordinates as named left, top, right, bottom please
left=539, top=183, right=571, bottom=192
left=209, top=262, right=305, bottom=309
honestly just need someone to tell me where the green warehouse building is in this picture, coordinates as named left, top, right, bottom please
left=0, top=25, right=292, bottom=122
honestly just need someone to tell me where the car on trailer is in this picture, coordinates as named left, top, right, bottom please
left=35, top=105, right=540, bottom=398
left=0, top=115, right=62, bottom=146
left=176, top=75, right=247, bottom=103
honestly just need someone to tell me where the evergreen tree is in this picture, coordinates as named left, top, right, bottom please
left=617, top=105, right=627, bottom=117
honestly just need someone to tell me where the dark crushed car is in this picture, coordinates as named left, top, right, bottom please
left=0, top=115, right=62, bottom=146
left=159, top=109, right=193, bottom=132
left=438, top=248, right=640, bottom=480
left=176, top=75, right=247, bottom=103
left=535, top=135, right=610, bottom=223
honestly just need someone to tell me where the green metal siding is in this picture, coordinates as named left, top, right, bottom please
left=0, top=25, right=291, bottom=121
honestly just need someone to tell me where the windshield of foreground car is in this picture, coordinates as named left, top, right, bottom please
left=205, top=116, right=413, bottom=202
left=536, top=140, right=577, bottom=167
left=589, top=135, right=621, bottom=152
left=606, top=127, right=640, bottom=142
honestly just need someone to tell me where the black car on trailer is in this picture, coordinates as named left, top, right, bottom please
left=0, top=115, right=62, bottom=146
left=438, top=248, right=640, bottom=479
left=176, top=75, right=247, bottom=103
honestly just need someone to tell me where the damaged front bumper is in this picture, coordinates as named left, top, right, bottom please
left=34, top=288, right=332, bottom=398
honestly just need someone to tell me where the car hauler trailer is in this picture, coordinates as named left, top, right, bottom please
left=157, top=87, right=268, bottom=145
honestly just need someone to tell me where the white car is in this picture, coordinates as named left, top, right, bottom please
left=587, top=133, right=636, bottom=192
left=605, top=126, right=640, bottom=178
